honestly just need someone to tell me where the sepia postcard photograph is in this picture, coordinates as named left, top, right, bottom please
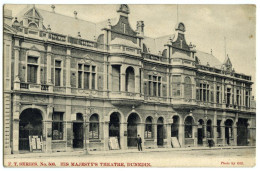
left=2, top=1, right=257, bottom=168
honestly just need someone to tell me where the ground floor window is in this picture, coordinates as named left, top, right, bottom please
left=52, top=112, right=64, bottom=140
left=145, top=117, right=153, bottom=139
left=89, top=114, right=99, bottom=139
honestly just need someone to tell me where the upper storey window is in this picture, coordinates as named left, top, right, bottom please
left=125, top=67, right=135, bottom=92
left=122, top=23, right=126, bottom=33
left=55, top=60, right=62, bottom=86
left=197, top=83, right=210, bottom=102
left=27, top=56, right=38, bottom=83
left=184, top=76, right=192, bottom=100
left=148, top=75, right=162, bottom=97
left=172, top=75, right=181, bottom=97
left=78, top=64, right=96, bottom=90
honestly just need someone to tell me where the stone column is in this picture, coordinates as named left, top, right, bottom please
left=120, top=122, right=127, bottom=150
left=166, top=119, right=172, bottom=148
left=221, top=117, right=226, bottom=146
left=203, top=123, right=207, bottom=146
left=65, top=98, right=72, bottom=151
left=108, top=64, right=112, bottom=92
left=12, top=95, right=21, bottom=154
left=154, top=120, right=158, bottom=148
left=103, top=116, right=109, bottom=151
left=120, top=65, right=126, bottom=92
left=135, top=67, right=140, bottom=94
left=193, top=124, right=198, bottom=147
left=178, top=118, right=185, bottom=147
left=222, top=79, right=226, bottom=108
left=103, top=56, right=108, bottom=95
left=213, top=111, right=217, bottom=145
left=233, top=113, right=238, bottom=146
left=66, top=48, right=71, bottom=94
left=140, top=67, right=144, bottom=96
left=14, top=38, right=20, bottom=83
left=46, top=45, right=53, bottom=92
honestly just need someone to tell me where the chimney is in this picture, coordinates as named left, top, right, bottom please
left=136, top=21, right=144, bottom=36
left=51, top=5, right=55, bottom=13
left=74, top=11, right=78, bottom=19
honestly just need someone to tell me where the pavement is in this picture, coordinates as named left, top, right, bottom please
left=5, top=145, right=256, bottom=159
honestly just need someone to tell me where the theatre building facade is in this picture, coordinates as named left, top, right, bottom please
left=3, top=5, right=256, bottom=154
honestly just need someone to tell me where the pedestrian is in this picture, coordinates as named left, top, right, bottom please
left=137, top=134, right=142, bottom=151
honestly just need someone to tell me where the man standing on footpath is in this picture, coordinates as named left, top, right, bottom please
left=137, top=134, right=142, bottom=151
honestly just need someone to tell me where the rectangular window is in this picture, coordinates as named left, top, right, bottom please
left=216, top=86, right=220, bottom=104
left=27, top=56, right=38, bottom=83
left=84, top=72, right=90, bottom=89
left=245, top=91, right=249, bottom=107
left=112, top=65, right=120, bottom=91
left=27, top=65, right=37, bottom=83
left=89, top=122, right=99, bottom=139
left=78, top=64, right=83, bottom=88
left=236, top=90, right=240, bottom=106
left=145, top=124, right=153, bottom=139
left=52, top=112, right=63, bottom=140
left=55, top=60, right=62, bottom=86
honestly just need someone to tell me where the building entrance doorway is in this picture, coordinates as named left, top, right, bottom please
left=109, top=112, right=120, bottom=148
left=19, top=108, right=43, bottom=151
left=171, top=116, right=179, bottom=138
left=237, top=118, right=248, bottom=146
left=225, top=119, right=233, bottom=145
left=127, top=113, right=140, bottom=147
left=73, top=113, right=84, bottom=149
left=157, top=117, right=164, bottom=146
left=197, top=119, right=204, bottom=145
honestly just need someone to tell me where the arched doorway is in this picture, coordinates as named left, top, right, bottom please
left=19, top=108, right=43, bottom=151
left=109, top=112, right=121, bottom=148
left=237, top=118, right=248, bottom=146
left=125, top=67, right=135, bottom=92
left=157, top=117, right=164, bottom=146
left=197, top=119, right=204, bottom=145
left=225, top=119, right=233, bottom=145
left=73, top=113, right=84, bottom=149
left=207, top=120, right=213, bottom=138
left=127, top=113, right=140, bottom=147
left=171, top=116, right=179, bottom=138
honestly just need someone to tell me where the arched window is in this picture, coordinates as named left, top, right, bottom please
left=28, top=22, right=38, bottom=29
left=184, top=76, right=192, bottom=100
left=185, top=116, right=194, bottom=138
left=145, top=116, right=153, bottom=139
left=89, top=114, right=99, bottom=139
left=125, top=67, right=135, bottom=92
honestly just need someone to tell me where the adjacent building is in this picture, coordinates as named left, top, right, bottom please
left=3, top=4, right=256, bottom=154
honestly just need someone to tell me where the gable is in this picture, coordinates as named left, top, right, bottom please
left=111, top=15, right=138, bottom=44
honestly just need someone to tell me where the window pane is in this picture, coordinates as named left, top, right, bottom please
left=78, top=71, right=82, bottom=88
left=92, top=73, right=96, bottom=89
left=84, top=72, right=90, bottom=89
left=28, top=56, right=38, bottom=64
left=55, top=68, right=61, bottom=86
left=55, top=61, right=61, bottom=67
left=84, top=65, right=90, bottom=72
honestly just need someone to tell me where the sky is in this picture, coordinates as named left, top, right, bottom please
left=5, top=4, right=256, bottom=97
